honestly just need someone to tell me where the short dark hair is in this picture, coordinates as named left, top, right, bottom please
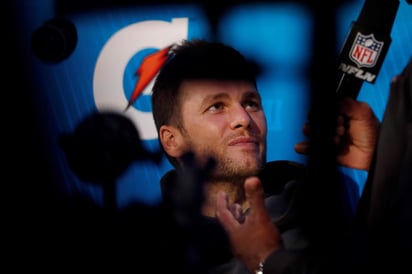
left=151, top=39, right=259, bottom=165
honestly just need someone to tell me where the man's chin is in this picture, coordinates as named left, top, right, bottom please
left=236, top=160, right=262, bottom=176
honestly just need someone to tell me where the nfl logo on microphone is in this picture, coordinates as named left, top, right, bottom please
left=349, top=33, right=384, bottom=68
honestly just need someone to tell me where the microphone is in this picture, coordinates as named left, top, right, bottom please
left=336, top=0, right=400, bottom=99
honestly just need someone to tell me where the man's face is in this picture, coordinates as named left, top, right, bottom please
left=177, top=79, right=267, bottom=180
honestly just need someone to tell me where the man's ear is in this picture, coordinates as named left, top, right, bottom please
left=159, top=125, right=185, bottom=158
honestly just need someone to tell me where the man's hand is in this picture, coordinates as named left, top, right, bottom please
left=215, top=176, right=283, bottom=273
left=295, top=98, right=380, bottom=171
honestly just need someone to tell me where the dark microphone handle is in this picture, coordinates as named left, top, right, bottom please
left=336, top=72, right=364, bottom=100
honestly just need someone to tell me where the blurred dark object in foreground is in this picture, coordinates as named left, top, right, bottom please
left=59, top=111, right=162, bottom=183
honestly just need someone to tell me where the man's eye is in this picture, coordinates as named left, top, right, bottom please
left=245, top=101, right=261, bottom=111
left=208, top=103, right=224, bottom=112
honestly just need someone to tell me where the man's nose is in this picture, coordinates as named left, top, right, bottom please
left=229, top=104, right=251, bottom=129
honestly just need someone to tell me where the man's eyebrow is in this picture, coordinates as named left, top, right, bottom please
left=200, top=90, right=260, bottom=105
left=243, top=90, right=261, bottom=100
left=201, top=92, right=230, bottom=103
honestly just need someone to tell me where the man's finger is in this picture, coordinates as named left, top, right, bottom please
left=244, top=177, right=268, bottom=221
left=215, top=190, right=240, bottom=232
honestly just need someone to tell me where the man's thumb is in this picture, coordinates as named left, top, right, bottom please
left=244, top=176, right=265, bottom=209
